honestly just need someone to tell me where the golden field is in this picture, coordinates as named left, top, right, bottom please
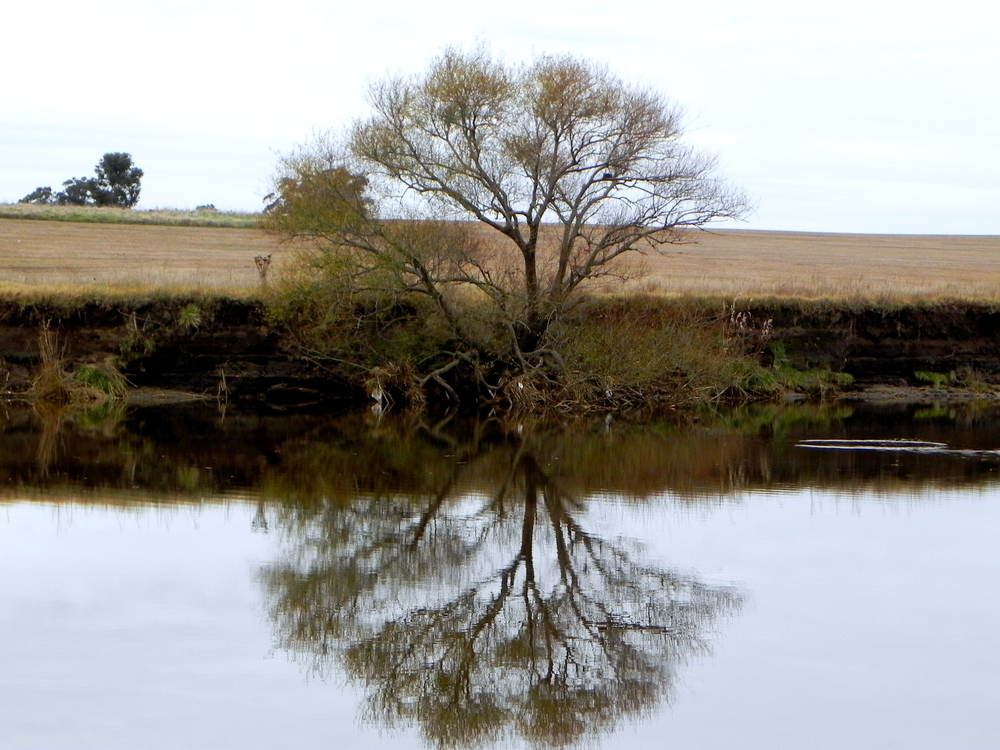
left=0, top=218, right=282, bottom=295
left=629, top=230, right=1000, bottom=300
left=3, top=216, right=1000, bottom=301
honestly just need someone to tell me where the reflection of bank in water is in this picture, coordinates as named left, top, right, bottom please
left=798, top=438, right=1000, bottom=459
left=260, top=446, right=743, bottom=748
left=10, top=399, right=1000, bottom=509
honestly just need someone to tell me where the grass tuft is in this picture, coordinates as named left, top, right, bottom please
left=915, top=370, right=949, bottom=387
left=75, top=362, right=128, bottom=399
left=177, top=303, right=203, bottom=328
left=31, top=330, right=127, bottom=405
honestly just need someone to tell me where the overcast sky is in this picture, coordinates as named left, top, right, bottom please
left=2, top=0, right=996, bottom=234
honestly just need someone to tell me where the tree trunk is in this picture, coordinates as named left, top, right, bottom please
left=520, top=247, right=546, bottom=352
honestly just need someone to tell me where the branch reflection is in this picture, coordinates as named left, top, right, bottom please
left=260, top=428, right=743, bottom=748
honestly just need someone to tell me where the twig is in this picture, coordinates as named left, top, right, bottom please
left=418, top=357, right=462, bottom=402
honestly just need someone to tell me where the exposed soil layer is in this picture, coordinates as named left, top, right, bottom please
left=4, top=299, right=1000, bottom=406
left=752, top=301, right=1000, bottom=386
left=0, top=299, right=359, bottom=406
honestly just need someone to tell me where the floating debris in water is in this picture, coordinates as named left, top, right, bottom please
left=796, top=438, right=1000, bottom=459
left=798, top=439, right=947, bottom=451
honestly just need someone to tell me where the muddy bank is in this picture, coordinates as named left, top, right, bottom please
left=3, top=298, right=1000, bottom=406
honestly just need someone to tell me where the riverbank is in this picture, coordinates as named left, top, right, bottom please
left=4, top=295, right=1000, bottom=409
left=5, top=211, right=1000, bottom=409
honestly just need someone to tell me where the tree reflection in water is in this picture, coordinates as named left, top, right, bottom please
left=260, top=430, right=742, bottom=748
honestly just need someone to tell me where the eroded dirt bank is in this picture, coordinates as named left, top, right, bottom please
left=0, top=299, right=357, bottom=405
left=751, top=301, right=1000, bottom=385
left=3, top=299, right=1000, bottom=406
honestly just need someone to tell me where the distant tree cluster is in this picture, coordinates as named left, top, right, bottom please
left=20, top=152, right=143, bottom=208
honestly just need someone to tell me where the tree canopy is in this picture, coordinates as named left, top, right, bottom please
left=20, top=152, right=143, bottom=208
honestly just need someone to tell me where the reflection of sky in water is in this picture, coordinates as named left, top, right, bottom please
left=2, top=483, right=998, bottom=749
left=0, top=503, right=371, bottom=748
left=602, top=489, right=1000, bottom=749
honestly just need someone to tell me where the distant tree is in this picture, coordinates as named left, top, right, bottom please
left=18, top=186, right=55, bottom=204
left=91, top=152, right=143, bottom=207
left=57, top=176, right=97, bottom=206
left=19, top=152, right=143, bottom=208
left=264, top=165, right=372, bottom=233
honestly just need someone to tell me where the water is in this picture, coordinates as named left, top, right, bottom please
left=1, top=401, right=999, bottom=749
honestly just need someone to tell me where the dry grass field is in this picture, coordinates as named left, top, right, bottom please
left=0, top=218, right=284, bottom=295
left=626, top=230, right=1000, bottom=300
left=3, top=216, right=1000, bottom=301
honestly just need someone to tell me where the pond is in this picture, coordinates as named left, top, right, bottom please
left=1, top=401, right=998, bottom=749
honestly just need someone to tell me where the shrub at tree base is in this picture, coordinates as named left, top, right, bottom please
left=267, top=274, right=786, bottom=410
left=553, top=298, right=783, bottom=408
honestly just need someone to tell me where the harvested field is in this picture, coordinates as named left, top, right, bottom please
left=627, top=230, right=1000, bottom=300
left=0, top=218, right=285, bottom=293
left=2, top=217, right=1000, bottom=300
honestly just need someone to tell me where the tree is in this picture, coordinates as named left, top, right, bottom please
left=20, top=152, right=143, bottom=208
left=18, top=186, right=54, bottom=204
left=266, top=47, right=750, bottom=353
left=91, top=152, right=143, bottom=208
left=57, top=175, right=96, bottom=206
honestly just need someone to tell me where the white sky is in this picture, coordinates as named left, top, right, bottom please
left=1, top=0, right=997, bottom=234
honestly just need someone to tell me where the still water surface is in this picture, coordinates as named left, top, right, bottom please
left=1, top=402, right=998, bottom=749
